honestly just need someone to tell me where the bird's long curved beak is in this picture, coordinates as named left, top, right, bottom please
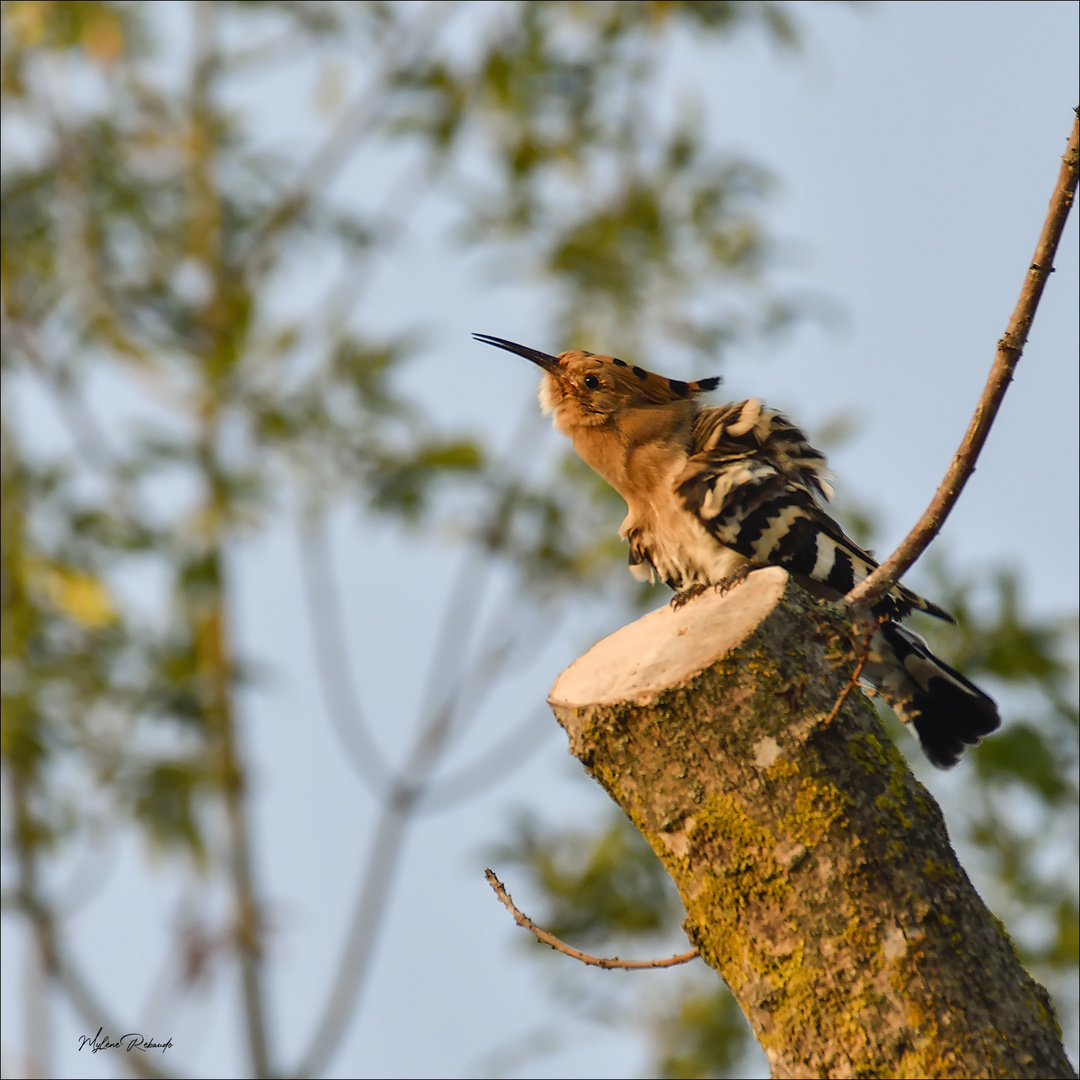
left=473, top=333, right=561, bottom=375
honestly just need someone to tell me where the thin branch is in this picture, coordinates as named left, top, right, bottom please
left=54, top=949, right=178, bottom=1080
left=246, top=155, right=440, bottom=389
left=843, top=110, right=1079, bottom=613
left=485, top=871, right=699, bottom=971
left=307, top=159, right=438, bottom=343
left=418, top=705, right=553, bottom=814
left=414, top=548, right=490, bottom=738
left=821, top=621, right=877, bottom=728
left=223, top=28, right=312, bottom=75
left=294, top=528, right=533, bottom=1077
left=53, top=822, right=120, bottom=918
left=210, top=570, right=272, bottom=1080
left=242, top=1, right=460, bottom=279
left=415, top=402, right=553, bottom=748
left=298, top=514, right=392, bottom=795
left=187, top=7, right=273, bottom=1071
left=291, top=589, right=533, bottom=1073
left=23, top=891, right=50, bottom=1080
left=5, top=322, right=120, bottom=483
left=291, top=541, right=494, bottom=1076
left=291, top=796, right=411, bottom=1079
left=430, top=593, right=559, bottom=751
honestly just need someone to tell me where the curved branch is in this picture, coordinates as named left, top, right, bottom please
left=293, top=408, right=568, bottom=1074
left=292, top=797, right=412, bottom=1079
left=844, top=110, right=1079, bottom=613
left=417, top=706, right=552, bottom=814
left=298, top=515, right=392, bottom=794
left=430, top=595, right=560, bottom=754
left=292, top=533, right=505, bottom=1074
left=485, top=870, right=699, bottom=971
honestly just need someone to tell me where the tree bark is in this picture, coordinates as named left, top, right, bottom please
left=548, top=568, right=1075, bottom=1080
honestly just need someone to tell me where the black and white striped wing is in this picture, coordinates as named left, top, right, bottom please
left=678, top=403, right=951, bottom=622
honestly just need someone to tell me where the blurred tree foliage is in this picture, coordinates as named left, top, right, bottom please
left=1, top=3, right=1075, bottom=1079
left=0, top=2, right=814, bottom=1076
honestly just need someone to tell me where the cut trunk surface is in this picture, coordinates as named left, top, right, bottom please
left=549, top=568, right=1074, bottom=1080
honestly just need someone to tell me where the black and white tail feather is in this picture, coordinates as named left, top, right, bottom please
left=864, top=622, right=999, bottom=768
left=678, top=400, right=1000, bottom=768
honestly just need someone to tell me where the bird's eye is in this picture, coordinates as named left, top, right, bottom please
left=583, top=375, right=600, bottom=390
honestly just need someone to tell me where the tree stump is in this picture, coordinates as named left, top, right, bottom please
left=548, top=567, right=1075, bottom=1079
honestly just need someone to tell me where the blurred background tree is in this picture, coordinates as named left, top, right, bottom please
left=0, top=2, right=1075, bottom=1078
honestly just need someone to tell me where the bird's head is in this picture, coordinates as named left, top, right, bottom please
left=473, top=334, right=720, bottom=437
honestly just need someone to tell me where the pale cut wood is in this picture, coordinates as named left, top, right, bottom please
left=548, top=571, right=1076, bottom=1079
left=552, top=567, right=788, bottom=707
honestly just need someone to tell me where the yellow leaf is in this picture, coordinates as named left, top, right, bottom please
left=26, top=559, right=117, bottom=629
left=5, top=2, right=53, bottom=48
left=82, top=15, right=124, bottom=66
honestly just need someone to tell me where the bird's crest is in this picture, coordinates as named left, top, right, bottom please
left=566, top=350, right=721, bottom=404
left=473, top=334, right=720, bottom=408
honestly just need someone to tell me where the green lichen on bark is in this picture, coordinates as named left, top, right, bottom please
left=549, top=575, right=1075, bottom=1079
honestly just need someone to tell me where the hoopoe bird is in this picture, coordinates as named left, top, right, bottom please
left=475, top=333, right=1000, bottom=768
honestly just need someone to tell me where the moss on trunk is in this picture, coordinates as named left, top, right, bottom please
left=549, top=569, right=1074, bottom=1079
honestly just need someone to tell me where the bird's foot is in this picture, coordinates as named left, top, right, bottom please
left=671, top=584, right=709, bottom=610
left=713, top=566, right=752, bottom=597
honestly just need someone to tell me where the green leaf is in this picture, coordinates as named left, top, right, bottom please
left=133, top=761, right=205, bottom=858
left=973, top=723, right=1069, bottom=804
left=656, top=985, right=752, bottom=1080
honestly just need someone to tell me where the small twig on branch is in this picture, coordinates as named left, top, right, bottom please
left=822, top=620, right=878, bottom=728
left=485, top=870, right=699, bottom=971
left=844, top=110, right=1079, bottom=614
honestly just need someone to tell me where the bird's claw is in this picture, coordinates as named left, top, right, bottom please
left=714, top=566, right=751, bottom=597
left=671, top=584, right=708, bottom=610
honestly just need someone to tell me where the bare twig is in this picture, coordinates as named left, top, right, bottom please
left=844, top=111, right=1079, bottom=613
left=428, top=591, right=559, bottom=752
left=485, top=870, right=699, bottom=971
left=24, top=908, right=50, bottom=1080
left=414, top=548, right=490, bottom=738
left=208, top=562, right=272, bottom=1080
left=822, top=621, right=877, bottom=728
left=418, top=402, right=554, bottom=747
left=4, top=322, right=117, bottom=480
